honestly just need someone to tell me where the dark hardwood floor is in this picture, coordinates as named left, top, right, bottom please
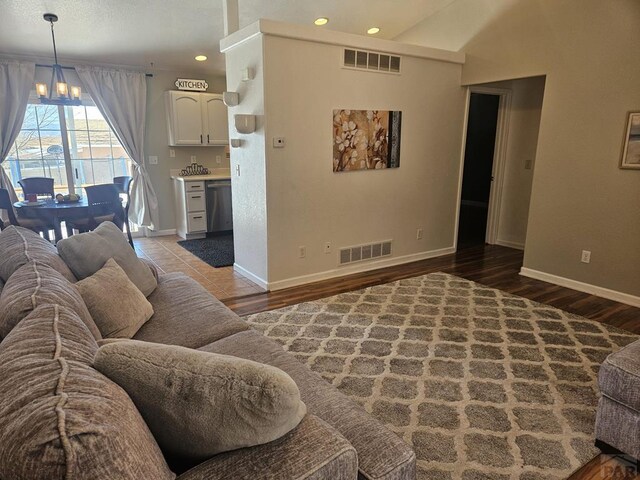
left=222, top=244, right=640, bottom=480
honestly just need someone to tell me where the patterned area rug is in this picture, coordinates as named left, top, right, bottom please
left=245, top=273, right=638, bottom=480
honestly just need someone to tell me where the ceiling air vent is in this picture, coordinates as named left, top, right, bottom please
left=343, top=48, right=401, bottom=74
left=339, top=240, right=393, bottom=266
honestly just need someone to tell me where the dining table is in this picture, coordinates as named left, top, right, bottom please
left=14, top=198, right=89, bottom=243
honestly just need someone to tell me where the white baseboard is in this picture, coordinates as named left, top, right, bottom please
left=520, top=267, right=640, bottom=308
left=495, top=239, right=525, bottom=250
left=267, top=246, right=456, bottom=291
left=145, top=228, right=177, bottom=238
left=233, top=263, right=269, bottom=290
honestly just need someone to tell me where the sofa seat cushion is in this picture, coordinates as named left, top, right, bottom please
left=599, top=339, right=640, bottom=412
left=175, top=415, right=357, bottom=480
left=76, top=258, right=154, bottom=338
left=57, top=222, right=157, bottom=297
left=0, top=304, right=175, bottom=480
left=0, top=225, right=75, bottom=282
left=199, top=329, right=416, bottom=480
left=134, top=273, right=249, bottom=349
left=95, top=340, right=307, bottom=461
left=0, top=261, right=101, bottom=340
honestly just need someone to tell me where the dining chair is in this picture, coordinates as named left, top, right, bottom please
left=0, top=188, right=54, bottom=240
left=66, top=184, right=131, bottom=246
left=113, top=176, right=134, bottom=246
left=17, top=177, right=55, bottom=199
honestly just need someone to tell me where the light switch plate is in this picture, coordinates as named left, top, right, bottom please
left=169, top=149, right=176, bottom=158
left=148, top=155, right=158, bottom=165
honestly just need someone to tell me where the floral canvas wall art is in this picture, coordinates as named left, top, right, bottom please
left=333, top=109, right=402, bottom=172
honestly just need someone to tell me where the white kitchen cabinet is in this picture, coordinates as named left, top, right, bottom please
left=173, top=179, right=207, bottom=239
left=202, top=94, right=229, bottom=145
left=165, top=91, right=228, bottom=146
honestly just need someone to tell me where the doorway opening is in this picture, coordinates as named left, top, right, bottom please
left=457, top=91, right=503, bottom=249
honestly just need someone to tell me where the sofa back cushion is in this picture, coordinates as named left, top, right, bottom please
left=0, top=304, right=175, bottom=480
left=0, top=225, right=76, bottom=282
left=57, top=222, right=157, bottom=297
left=0, top=261, right=101, bottom=340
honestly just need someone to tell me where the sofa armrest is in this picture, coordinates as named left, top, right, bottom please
left=176, top=415, right=358, bottom=480
left=139, top=258, right=159, bottom=282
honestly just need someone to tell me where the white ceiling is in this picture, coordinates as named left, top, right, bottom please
left=0, top=0, right=458, bottom=75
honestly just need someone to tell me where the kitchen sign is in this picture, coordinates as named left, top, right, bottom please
left=175, top=78, right=209, bottom=92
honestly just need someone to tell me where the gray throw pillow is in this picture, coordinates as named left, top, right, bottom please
left=94, top=340, right=307, bottom=461
left=57, top=222, right=157, bottom=296
left=76, top=258, right=154, bottom=338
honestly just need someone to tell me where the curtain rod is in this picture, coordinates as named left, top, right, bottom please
left=35, top=63, right=153, bottom=77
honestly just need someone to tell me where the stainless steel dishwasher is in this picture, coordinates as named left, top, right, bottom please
left=205, top=180, right=233, bottom=232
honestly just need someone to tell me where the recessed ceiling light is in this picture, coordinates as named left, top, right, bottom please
left=195, top=55, right=207, bottom=62
left=367, top=27, right=380, bottom=35
left=314, top=17, right=329, bottom=26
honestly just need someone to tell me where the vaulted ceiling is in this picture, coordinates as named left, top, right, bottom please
left=1, top=0, right=458, bottom=74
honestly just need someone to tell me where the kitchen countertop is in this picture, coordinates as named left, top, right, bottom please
left=171, top=174, right=231, bottom=181
left=170, top=168, right=231, bottom=181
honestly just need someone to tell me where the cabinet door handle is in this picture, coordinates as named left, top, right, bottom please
left=200, top=134, right=203, bottom=144
left=193, top=216, right=203, bottom=219
left=191, top=195, right=201, bottom=199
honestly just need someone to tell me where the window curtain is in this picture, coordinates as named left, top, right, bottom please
left=75, top=65, right=158, bottom=228
left=0, top=61, right=35, bottom=219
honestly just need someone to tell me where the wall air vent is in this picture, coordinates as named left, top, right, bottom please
left=339, top=240, right=392, bottom=266
left=343, top=48, right=401, bottom=74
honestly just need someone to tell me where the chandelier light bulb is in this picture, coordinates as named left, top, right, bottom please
left=56, top=82, right=68, bottom=97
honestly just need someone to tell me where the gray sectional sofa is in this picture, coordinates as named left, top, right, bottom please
left=0, top=225, right=416, bottom=480
left=595, top=339, right=640, bottom=461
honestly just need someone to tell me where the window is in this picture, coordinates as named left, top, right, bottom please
left=3, top=102, right=132, bottom=196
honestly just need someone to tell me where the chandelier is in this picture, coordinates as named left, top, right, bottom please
left=35, top=13, right=81, bottom=106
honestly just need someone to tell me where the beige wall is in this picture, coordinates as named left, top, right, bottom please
left=463, top=0, right=640, bottom=297
left=144, top=70, right=228, bottom=232
left=225, top=35, right=269, bottom=284
left=399, top=0, right=640, bottom=299
left=260, top=35, right=466, bottom=287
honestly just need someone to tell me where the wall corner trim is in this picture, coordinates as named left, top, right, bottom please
left=233, top=264, right=269, bottom=290
left=220, top=19, right=465, bottom=64
left=519, top=267, right=640, bottom=308
left=266, top=246, right=456, bottom=291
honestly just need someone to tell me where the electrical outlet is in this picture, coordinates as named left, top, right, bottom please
left=216, top=155, right=222, bottom=165
left=190, top=155, right=197, bottom=164
left=298, top=246, right=306, bottom=258
left=581, top=250, right=591, bottom=264
left=148, top=155, right=158, bottom=165
left=416, top=228, right=423, bottom=240
left=169, top=149, right=176, bottom=158
left=324, top=242, right=332, bottom=254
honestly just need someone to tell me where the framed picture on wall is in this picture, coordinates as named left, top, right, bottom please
left=620, top=111, right=640, bottom=169
left=332, top=109, right=402, bottom=172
